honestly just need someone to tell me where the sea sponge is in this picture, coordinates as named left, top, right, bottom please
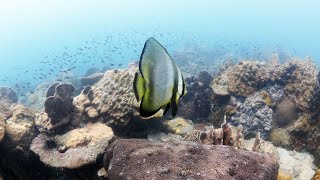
left=273, top=99, right=299, bottom=127
left=30, top=122, right=114, bottom=169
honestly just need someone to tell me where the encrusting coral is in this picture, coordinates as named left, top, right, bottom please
left=30, top=122, right=114, bottom=169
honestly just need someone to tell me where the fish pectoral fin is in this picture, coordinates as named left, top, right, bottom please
left=163, top=103, right=171, bottom=115
left=133, top=71, right=146, bottom=101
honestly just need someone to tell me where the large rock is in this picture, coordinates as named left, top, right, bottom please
left=105, top=139, right=279, bottom=180
left=31, top=122, right=114, bottom=169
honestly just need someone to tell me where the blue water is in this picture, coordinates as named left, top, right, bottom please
left=0, top=0, right=319, bottom=96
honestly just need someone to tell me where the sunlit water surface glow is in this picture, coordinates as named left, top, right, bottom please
left=0, top=0, right=319, bottom=97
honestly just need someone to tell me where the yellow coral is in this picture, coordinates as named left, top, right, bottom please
left=313, top=168, right=320, bottom=180
left=277, top=168, right=293, bottom=180
left=260, top=91, right=272, bottom=106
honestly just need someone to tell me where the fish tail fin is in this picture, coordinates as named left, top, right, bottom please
left=133, top=71, right=146, bottom=101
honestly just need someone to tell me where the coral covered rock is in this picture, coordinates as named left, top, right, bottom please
left=105, top=139, right=279, bottom=180
left=2, top=104, right=37, bottom=151
left=30, top=122, right=114, bottom=169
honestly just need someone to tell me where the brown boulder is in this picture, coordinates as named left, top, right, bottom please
left=105, top=139, right=279, bottom=180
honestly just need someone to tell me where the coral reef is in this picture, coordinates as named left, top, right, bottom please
left=1, top=104, right=37, bottom=152
left=211, top=58, right=318, bottom=105
left=30, top=122, right=113, bottom=169
left=105, top=139, right=279, bottom=180
left=0, top=116, right=4, bottom=142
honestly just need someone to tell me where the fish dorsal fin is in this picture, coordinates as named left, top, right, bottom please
left=139, top=37, right=175, bottom=81
left=133, top=71, right=146, bottom=102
